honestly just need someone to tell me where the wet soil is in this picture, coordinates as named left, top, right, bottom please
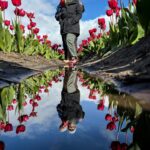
left=0, top=52, right=64, bottom=88
left=79, top=35, right=150, bottom=102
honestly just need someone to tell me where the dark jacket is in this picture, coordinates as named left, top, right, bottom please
left=55, top=0, right=84, bottom=35
left=57, top=90, right=85, bottom=121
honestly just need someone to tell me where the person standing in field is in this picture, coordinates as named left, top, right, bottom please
left=55, top=0, right=84, bottom=65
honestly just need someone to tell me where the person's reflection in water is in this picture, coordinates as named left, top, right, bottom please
left=0, top=141, right=5, bottom=150
left=57, top=68, right=84, bottom=134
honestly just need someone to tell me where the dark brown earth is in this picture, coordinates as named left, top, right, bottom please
left=79, top=35, right=150, bottom=83
left=0, top=52, right=64, bottom=88
left=79, top=35, right=150, bottom=102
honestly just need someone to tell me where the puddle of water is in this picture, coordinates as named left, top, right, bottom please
left=0, top=68, right=149, bottom=150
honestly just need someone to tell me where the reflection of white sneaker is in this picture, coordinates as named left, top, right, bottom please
left=59, top=126, right=68, bottom=132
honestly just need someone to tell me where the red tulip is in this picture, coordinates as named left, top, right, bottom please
left=101, top=24, right=106, bottom=30
left=82, top=40, right=88, bottom=47
left=97, top=33, right=102, bottom=39
left=7, top=105, right=14, bottom=111
left=22, top=101, right=27, bottom=106
left=111, top=141, right=121, bottom=150
left=26, top=12, right=35, bottom=19
left=16, top=125, right=26, bottom=134
left=4, top=20, right=10, bottom=26
left=132, top=0, right=137, bottom=6
left=20, top=24, right=25, bottom=32
left=11, top=0, right=21, bottom=7
left=0, top=0, right=8, bottom=11
left=4, top=123, right=13, bottom=132
left=19, top=9, right=26, bottom=17
left=43, top=35, right=48, bottom=39
left=27, top=24, right=32, bottom=30
left=98, top=18, right=105, bottom=26
left=105, top=114, right=112, bottom=121
left=108, top=0, right=118, bottom=10
left=33, top=28, right=39, bottom=34
left=30, top=21, right=36, bottom=27
left=12, top=98, right=17, bottom=104
left=106, top=9, right=113, bottom=16
left=106, top=121, right=116, bottom=131
left=60, top=0, right=65, bottom=7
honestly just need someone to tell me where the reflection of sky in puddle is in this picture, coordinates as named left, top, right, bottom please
left=1, top=79, right=132, bottom=150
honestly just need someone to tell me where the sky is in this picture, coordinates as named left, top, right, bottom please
left=5, top=0, right=129, bottom=45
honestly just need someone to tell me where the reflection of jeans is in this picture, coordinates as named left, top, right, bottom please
left=63, top=69, right=78, bottom=93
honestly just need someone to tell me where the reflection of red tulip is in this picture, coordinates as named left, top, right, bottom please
left=106, top=121, right=116, bottom=131
left=4, top=123, right=13, bottom=132
left=44, top=88, right=49, bottom=93
left=105, top=114, right=112, bottom=121
left=97, top=103, right=104, bottom=111
left=112, top=116, right=119, bottom=122
left=7, top=105, right=14, bottom=111
left=0, top=141, right=5, bottom=150
left=18, top=115, right=29, bottom=123
left=35, top=94, right=41, bottom=101
left=4, top=20, right=10, bottom=26
left=0, top=122, right=5, bottom=130
left=130, top=126, right=135, bottom=133
left=121, top=143, right=128, bottom=150
left=16, top=125, right=26, bottom=134
left=97, top=100, right=105, bottom=111
left=0, top=1, right=8, bottom=11
left=33, top=102, right=38, bottom=107
left=111, top=141, right=121, bottom=150
left=30, top=112, right=37, bottom=117
left=11, top=0, right=21, bottom=7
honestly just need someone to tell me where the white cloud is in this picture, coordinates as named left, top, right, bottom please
left=5, top=0, right=110, bottom=45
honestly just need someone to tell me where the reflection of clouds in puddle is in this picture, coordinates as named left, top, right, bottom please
left=2, top=81, right=63, bottom=138
left=2, top=77, right=109, bottom=139
left=78, top=81, right=109, bottom=107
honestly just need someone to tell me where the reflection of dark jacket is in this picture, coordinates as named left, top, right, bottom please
left=57, top=90, right=85, bottom=122
left=55, top=0, right=84, bottom=35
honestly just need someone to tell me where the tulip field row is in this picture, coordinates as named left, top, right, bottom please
left=0, top=0, right=64, bottom=60
left=1, top=0, right=149, bottom=61
left=78, top=0, right=149, bottom=58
